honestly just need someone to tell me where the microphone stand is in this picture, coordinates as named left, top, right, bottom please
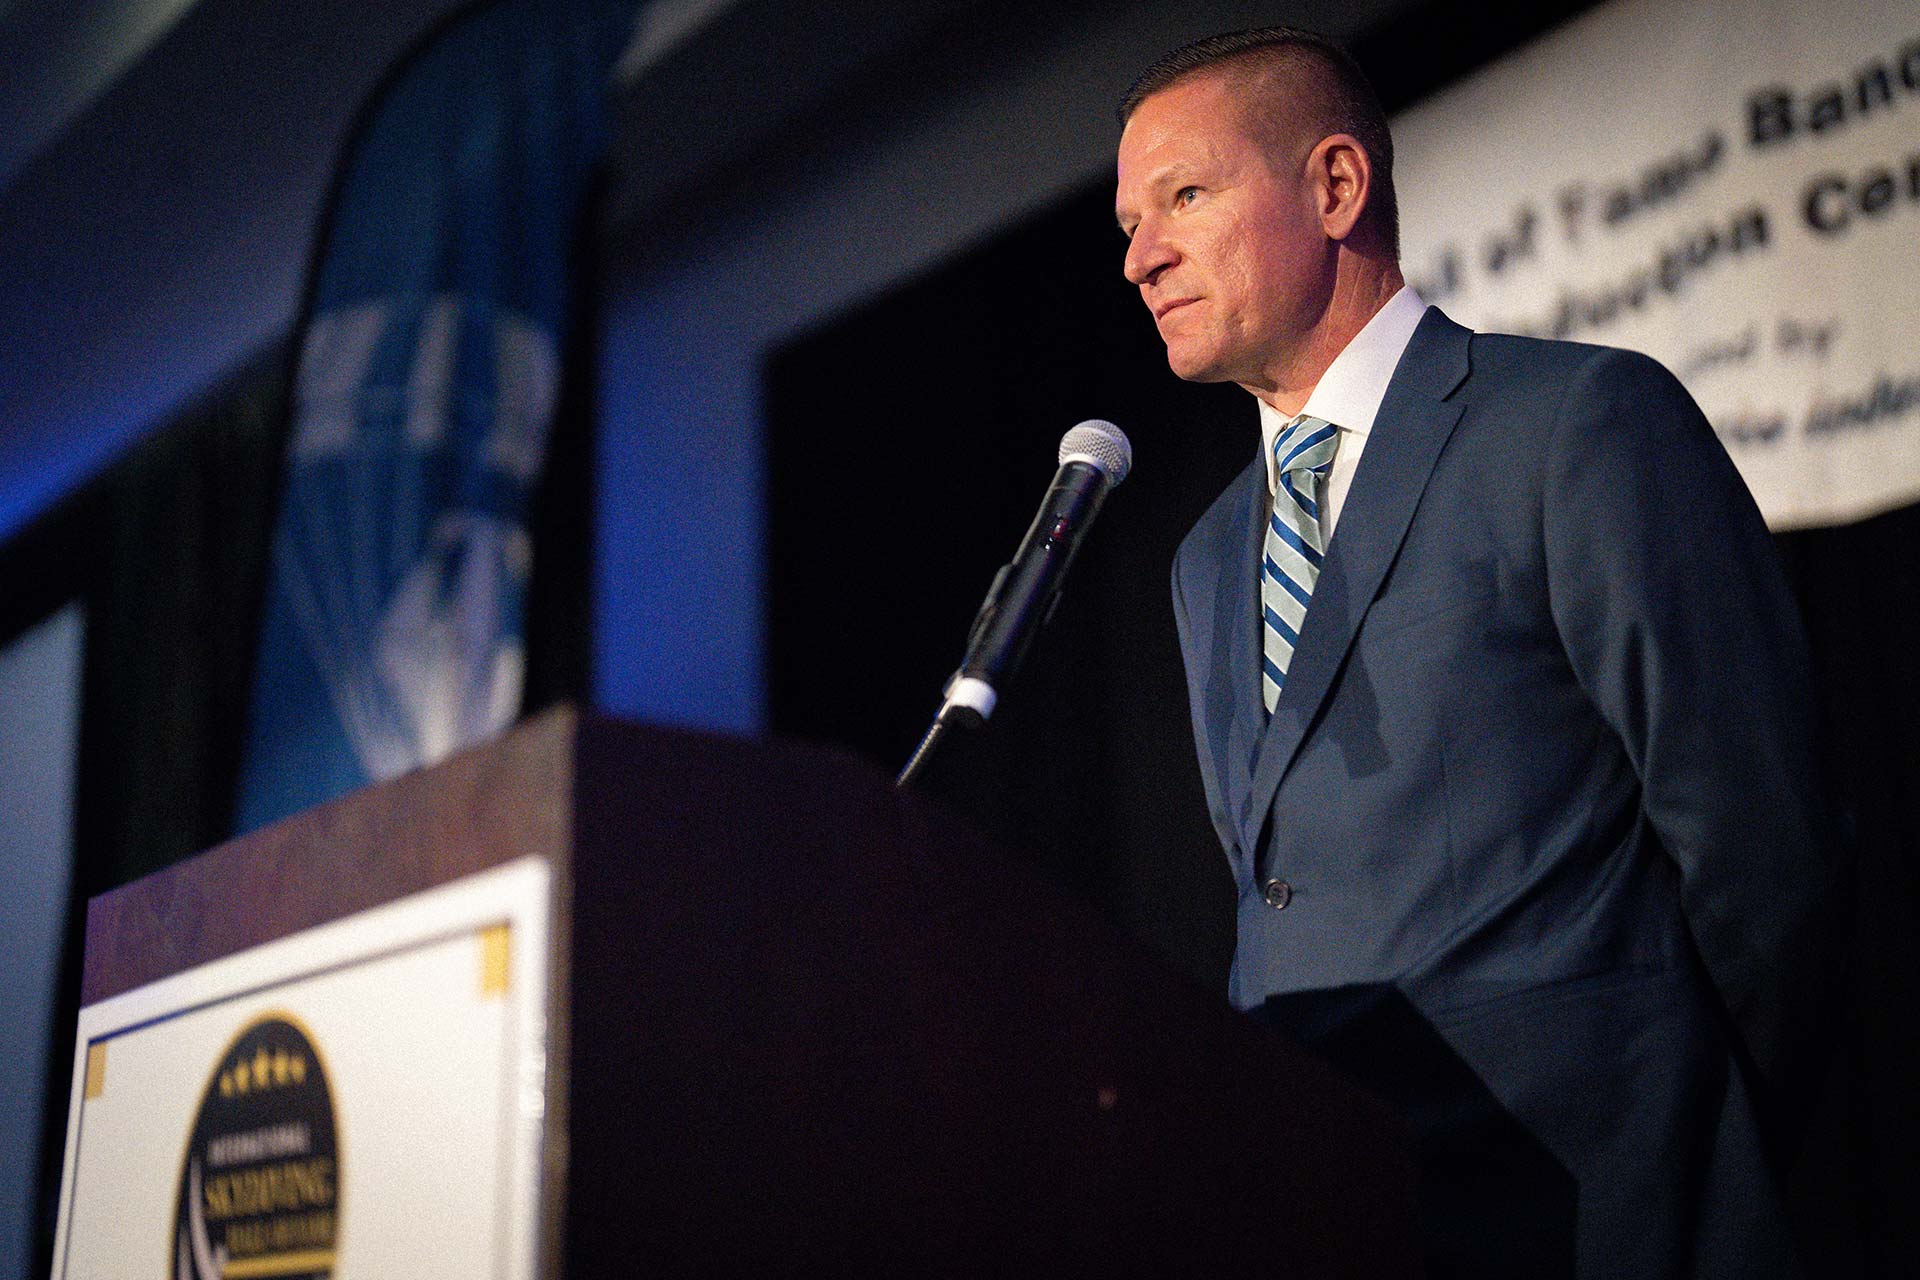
left=895, top=718, right=951, bottom=788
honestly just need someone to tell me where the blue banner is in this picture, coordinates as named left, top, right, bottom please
left=235, top=0, right=638, bottom=833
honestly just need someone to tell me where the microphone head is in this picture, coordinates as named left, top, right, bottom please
left=1058, top=419, right=1132, bottom=486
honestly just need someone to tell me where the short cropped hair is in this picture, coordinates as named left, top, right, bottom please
left=1118, top=26, right=1398, bottom=255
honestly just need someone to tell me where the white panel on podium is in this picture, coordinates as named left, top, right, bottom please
left=50, top=856, right=551, bottom=1280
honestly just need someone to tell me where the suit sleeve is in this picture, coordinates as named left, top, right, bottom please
left=1541, top=346, right=1848, bottom=1116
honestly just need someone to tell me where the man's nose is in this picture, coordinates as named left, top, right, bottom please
left=1123, top=222, right=1174, bottom=286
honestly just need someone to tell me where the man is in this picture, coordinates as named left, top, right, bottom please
left=1115, top=27, right=1845, bottom=1276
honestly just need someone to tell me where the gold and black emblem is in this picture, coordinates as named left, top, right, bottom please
left=173, top=1014, right=340, bottom=1279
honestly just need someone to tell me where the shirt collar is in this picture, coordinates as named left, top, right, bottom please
left=1260, top=285, right=1428, bottom=492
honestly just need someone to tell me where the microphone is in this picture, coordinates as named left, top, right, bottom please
left=898, top=420, right=1132, bottom=787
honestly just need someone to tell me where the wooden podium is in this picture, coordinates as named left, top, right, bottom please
left=60, top=706, right=1418, bottom=1277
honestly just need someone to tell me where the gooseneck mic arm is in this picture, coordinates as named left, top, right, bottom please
left=896, top=419, right=1132, bottom=788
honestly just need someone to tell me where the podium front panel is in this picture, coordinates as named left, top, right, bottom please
left=51, top=857, right=552, bottom=1280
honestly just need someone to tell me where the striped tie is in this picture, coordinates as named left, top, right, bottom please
left=1262, top=414, right=1338, bottom=714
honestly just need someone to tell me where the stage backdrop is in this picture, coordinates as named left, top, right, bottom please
left=1394, top=0, right=1920, bottom=530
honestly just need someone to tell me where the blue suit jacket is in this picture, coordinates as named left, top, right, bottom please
left=1171, top=307, right=1844, bottom=1275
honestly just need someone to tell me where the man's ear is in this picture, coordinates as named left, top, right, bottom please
left=1310, top=133, right=1371, bottom=243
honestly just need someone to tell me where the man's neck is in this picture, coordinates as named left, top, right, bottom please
left=1246, top=258, right=1405, bottom=416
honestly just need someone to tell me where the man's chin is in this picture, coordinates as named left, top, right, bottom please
left=1164, top=348, right=1232, bottom=384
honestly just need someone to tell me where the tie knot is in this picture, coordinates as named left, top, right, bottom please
left=1274, top=414, right=1338, bottom=478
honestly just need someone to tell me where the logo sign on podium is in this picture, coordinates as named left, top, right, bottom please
left=50, top=857, right=551, bottom=1279
left=174, top=1014, right=341, bottom=1279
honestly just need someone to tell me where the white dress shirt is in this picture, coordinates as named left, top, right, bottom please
left=1258, top=285, right=1429, bottom=539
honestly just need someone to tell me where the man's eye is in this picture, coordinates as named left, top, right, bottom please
left=1176, top=186, right=1200, bottom=207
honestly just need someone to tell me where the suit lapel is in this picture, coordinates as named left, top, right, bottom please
left=1222, top=456, right=1271, bottom=792
left=1238, top=309, right=1473, bottom=857
left=1187, top=458, right=1266, bottom=882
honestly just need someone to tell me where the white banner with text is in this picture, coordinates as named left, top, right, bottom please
left=1395, top=0, right=1920, bottom=529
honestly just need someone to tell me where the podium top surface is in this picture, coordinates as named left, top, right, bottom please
left=82, top=704, right=580, bottom=1005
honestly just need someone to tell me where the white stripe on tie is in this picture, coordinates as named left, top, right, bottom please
left=1262, top=415, right=1338, bottom=715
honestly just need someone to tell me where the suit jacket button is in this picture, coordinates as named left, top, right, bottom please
left=1262, top=878, right=1293, bottom=910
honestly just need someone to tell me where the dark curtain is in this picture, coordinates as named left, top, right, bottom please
left=1775, top=505, right=1920, bottom=1274
left=68, top=350, right=291, bottom=889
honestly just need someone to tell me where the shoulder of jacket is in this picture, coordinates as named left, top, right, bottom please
left=1466, top=330, right=1675, bottom=386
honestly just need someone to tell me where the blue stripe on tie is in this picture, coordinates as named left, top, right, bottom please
left=1280, top=471, right=1318, bottom=519
left=1277, top=422, right=1337, bottom=470
left=1268, top=513, right=1324, bottom=566
left=1264, top=557, right=1313, bottom=607
left=1263, top=603, right=1300, bottom=646
left=1262, top=652, right=1288, bottom=690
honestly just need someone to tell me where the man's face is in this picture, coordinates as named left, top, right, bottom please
left=1115, top=73, right=1331, bottom=392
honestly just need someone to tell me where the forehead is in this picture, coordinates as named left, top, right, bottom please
left=1118, top=72, right=1261, bottom=171
left=1116, top=75, right=1272, bottom=226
